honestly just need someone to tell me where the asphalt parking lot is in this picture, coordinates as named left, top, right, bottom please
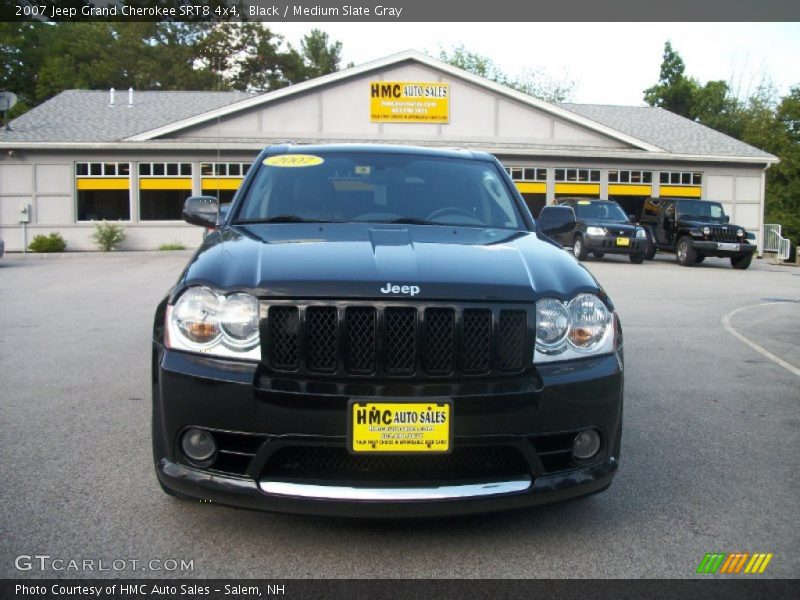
left=1, top=251, right=798, bottom=579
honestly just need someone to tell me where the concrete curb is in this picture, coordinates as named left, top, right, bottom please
left=3, top=250, right=196, bottom=259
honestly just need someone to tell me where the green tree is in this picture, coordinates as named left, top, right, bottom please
left=438, top=44, right=575, bottom=102
left=766, top=87, right=800, bottom=255
left=643, top=41, right=700, bottom=118
left=644, top=41, right=800, bottom=259
left=3, top=22, right=345, bottom=109
left=298, top=29, right=343, bottom=79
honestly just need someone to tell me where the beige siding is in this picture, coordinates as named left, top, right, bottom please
left=0, top=164, right=34, bottom=194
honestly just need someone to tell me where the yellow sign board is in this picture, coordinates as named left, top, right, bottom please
left=370, top=81, right=450, bottom=123
left=350, top=402, right=451, bottom=453
left=264, top=154, right=324, bottom=168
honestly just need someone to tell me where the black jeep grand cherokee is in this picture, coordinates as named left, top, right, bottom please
left=152, top=145, right=624, bottom=517
left=553, top=198, right=650, bottom=264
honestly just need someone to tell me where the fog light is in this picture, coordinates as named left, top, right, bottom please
left=181, top=428, right=217, bottom=462
left=572, top=429, right=601, bottom=461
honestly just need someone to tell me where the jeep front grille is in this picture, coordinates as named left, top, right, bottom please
left=709, top=226, right=739, bottom=243
left=262, top=302, right=531, bottom=379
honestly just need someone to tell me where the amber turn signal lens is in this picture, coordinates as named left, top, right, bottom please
left=185, top=321, right=219, bottom=342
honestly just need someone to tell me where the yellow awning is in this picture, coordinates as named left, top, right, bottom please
left=608, top=184, right=652, bottom=196
left=201, top=178, right=242, bottom=191
left=140, top=178, right=192, bottom=190
left=76, top=178, right=130, bottom=190
left=659, top=186, right=702, bottom=198
left=555, top=183, right=600, bottom=195
left=515, top=182, right=546, bottom=194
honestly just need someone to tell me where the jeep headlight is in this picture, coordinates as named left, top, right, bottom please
left=535, top=293, right=614, bottom=362
left=166, top=286, right=260, bottom=360
left=635, top=228, right=647, bottom=239
left=586, top=226, right=606, bottom=236
left=737, top=229, right=744, bottom=237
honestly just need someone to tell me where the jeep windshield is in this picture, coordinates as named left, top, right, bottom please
left=676, top=200, right=727, bottom=223
left=573, top=200, right=629, bottom=222
left=234, top=152, right=526, bottom=230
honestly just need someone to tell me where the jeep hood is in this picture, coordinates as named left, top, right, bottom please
left=177, top=223, right=601, bottom=303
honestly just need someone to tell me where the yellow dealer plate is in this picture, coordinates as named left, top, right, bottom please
left=616, top=237, right=630, bottom=246
left=263, top=154, right=324, bottom=168
left=349, top=401, right=452, bottom=454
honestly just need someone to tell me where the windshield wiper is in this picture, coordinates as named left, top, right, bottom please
left=236, top=215, right=340, bottom=224
left=366, top=217, right=434, bottom=225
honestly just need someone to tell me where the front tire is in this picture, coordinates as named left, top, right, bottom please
left=573, top=235, right=589, bottom=261
left=731, top=253, right=753, bottom=270
left=694, top=255, right=705, bottom=264
left=629, top=251, right=646, bottom=264
left=676, top=236, right=697, bottom=266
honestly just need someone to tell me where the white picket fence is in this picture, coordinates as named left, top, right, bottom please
left=763, top=224, right=791, bottom=260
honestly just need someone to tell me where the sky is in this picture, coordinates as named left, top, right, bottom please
left=270, top=22, right=800, bottom=105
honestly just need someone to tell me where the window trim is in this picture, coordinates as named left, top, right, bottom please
left=75, top=162, right=133, bottom=222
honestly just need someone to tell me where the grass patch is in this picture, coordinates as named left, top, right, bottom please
left=158, top=242, right=186, bottom=251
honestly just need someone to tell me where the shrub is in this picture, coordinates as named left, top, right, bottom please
left=158, top=242, right=186, bottom=251
left=28, top=232, right=66, bottom=253
left=91, top=220, right=126, bottom=252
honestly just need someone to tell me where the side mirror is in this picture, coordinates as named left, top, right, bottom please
left=183, top=196, right=219, bottom=228
left=628, top=214, right=637, bottom=223
left=723, top=215, right=730, bottom=223
left=537, top=205, right=576, bottom=236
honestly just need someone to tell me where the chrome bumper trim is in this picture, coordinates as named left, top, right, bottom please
left=259, top=478, right=532, bottom=501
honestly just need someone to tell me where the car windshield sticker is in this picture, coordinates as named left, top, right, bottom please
left=578, top=200, right=591, bottom=205
left=263, top=154, right=324, bottom=167
left=355, top=166, right=371, bottom=175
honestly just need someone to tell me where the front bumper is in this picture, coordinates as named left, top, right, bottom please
left=585, top=235, right=647, bottom=255
left=690, top=240, right=755, bottom=256
left=153, top=348, right=623, bottom=518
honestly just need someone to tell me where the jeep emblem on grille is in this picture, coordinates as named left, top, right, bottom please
left=380, top=283, right=421, bottom=296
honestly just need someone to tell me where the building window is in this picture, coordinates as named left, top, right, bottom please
left=139, top=162, right=193, bottom=221
left=659, top=171, right=702, bottom=186
left=200, top=162, right=251, bottom=204
left=503, top=166, right=547, bottom=182
left=76, top=162, right=131, bottom=221
left=608, top=170, right=653, bottom=184
left=554, top=168, right=600, bottom=182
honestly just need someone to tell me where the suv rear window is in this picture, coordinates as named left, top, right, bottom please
left=235, top=152, right=525, bottom=230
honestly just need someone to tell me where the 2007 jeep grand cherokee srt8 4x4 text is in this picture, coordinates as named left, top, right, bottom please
left=152, top=145, right=624, bottom=517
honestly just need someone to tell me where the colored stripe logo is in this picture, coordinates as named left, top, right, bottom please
left=697, top=553, right=773, bottom=574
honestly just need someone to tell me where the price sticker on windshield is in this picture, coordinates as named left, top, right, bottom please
left=264, top=154, right=324, bottom=167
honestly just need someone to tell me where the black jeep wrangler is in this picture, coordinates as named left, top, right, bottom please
left=152, top=144, right=624, bottom=517
left=639, top=198, right=755, bottom=269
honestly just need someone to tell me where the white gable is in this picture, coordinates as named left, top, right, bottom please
left=169, top=61, right=631, bottom=151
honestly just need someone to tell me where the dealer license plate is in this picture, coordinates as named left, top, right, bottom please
left=350, top=401, right=452, bottom=453
left=616, top=237, right=630, bottom=246
left=718, top=242, right=739, bottom=251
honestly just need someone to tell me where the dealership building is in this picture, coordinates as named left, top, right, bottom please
left=0, top=50, right=778, bottom=252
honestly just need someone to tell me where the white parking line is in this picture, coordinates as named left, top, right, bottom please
left=721, top=302, right=800, bottom=378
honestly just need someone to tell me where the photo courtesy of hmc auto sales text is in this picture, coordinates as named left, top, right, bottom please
left=13, top=583, right=278, bottom=597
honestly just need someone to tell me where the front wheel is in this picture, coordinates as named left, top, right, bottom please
left=731, top=253, right=753, bottom=270
left=644, top=244, right=657, bottom=260
left=572, top=235, right=589, bottom=261
left=629, top=251, right=646, bottom=264
left=676, top=236, right=697, bottom=266
left=694, top=255, right=705, bottom=264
